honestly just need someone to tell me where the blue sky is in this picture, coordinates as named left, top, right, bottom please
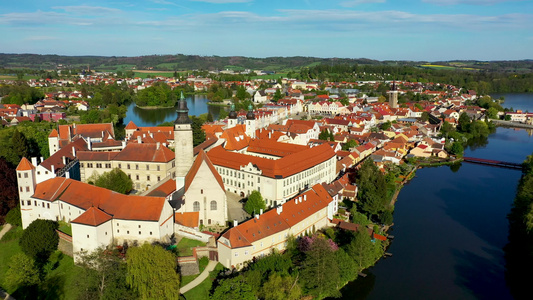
left=0, top=0, right=531, bottom=61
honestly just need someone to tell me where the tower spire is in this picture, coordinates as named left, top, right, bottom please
left=175, top=91, right=191, bottom=124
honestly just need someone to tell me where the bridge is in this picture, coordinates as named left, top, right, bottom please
left=463, top=157, right=523, bottom=170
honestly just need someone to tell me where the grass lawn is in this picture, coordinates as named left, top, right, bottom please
left=183, top=263, right=224, bottom=300
left=177, top=238, right=206, bottom=257
left=0, top=226, right=82, bottom=299
left=134, top=71, right=175, bottom=78
left=180, top=257, right=209, bottom=287
left=58, top=221, right=72, bottom=236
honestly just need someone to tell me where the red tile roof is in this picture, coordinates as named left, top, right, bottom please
left=208, top=143, right=335, bottom=179
left=72, top=207, right=112, bottom=226
left=125, top=121, right=138, bottom=130
left=175, top=212, right=199, bottom=228
left=48, top=129, right=59, bottom=138
left=113, top=143, right=174, bottom=163
left=219, top=184, right=332, bottom=249
left=185, top=150, right=224, bottom=192
left=147, top=179, right=176, bottom=198
left=16, top=157, right=35, bottom=171
left=77, top=151, right=119, bottom=161
left=247, top=139, right=308, bottom=158
left=33, top=177, right=166, bottom=221
left=40, top=139, right=88, bottom=174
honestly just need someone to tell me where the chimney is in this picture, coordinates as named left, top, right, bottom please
left=62, top=156, right=66, bottom=165
left=137, top=136, right=142, bottom=144
left=87, top=137, right=92, bottom=151
left=72, top=147, right=76, bottom=157
left=233, top=220, right=238, bottom=227
left=304, top=195, right=307, bottom=201
left=277, top=206, right=283, bottom=215
left=40, top=157, right=44, bottom=163
left=156, top=142, right=160, bottom=150
left=51, top=165, right=55, bottom=174
left=150, top=133, right=153, bottom=138
left=255, top=214, right=259, bottom=220
left=260, top=209, right=263, bottom=215
left=65, top=171, right=70, bottom=179
left=122, top=141, right=126, bottom=148
left=31, top=157, right=37, bottom=166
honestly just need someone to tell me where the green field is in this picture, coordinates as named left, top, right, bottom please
left=183, top=263, right=224, bottom=300
left=250, top=73, right=287, bottom=80
left=420, top=64, right=477, bottom=70
left=177, top=237, right=206, bottom=257
left=133, top=71, right=176, bottom=78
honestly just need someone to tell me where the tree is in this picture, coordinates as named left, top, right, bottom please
left=191, top=115, right=206, bottom=147
left=5, top=205, right=22, bottom=226
left=126, top=243, right=180, bottom=300
left=260, top=273, right=301, bottom=300
left=342, top=139, right=358, bottom=151
left=244, top=190, right=266, bottom=215
left=94, top=168, right=133, bottom=194
left=421, top=111, right=430, bottom=123
left=4, top=253, right=39, bottom=290
left=356, top=160, right=388, bottom=218
left=235, top=86, right=249, bottom=101
left=300, top=236, right=340, bottom=298
left=0, top=157, right=18, bottom=223
left=273, top=88, right=283, bottom=102
left=19, top=219, right=59, bottom=263
left=335, top=248, right=358, bottom=284
left=11, top=129, right=29, bottom=160
left=450, top=141, right=464, bottom=157
left=351, top=210, right=370, bottom=227
left=211, top=275, right=255, bottom=300
left=458, top=112, right=471, bottom=132
left=347, top=230, right=375, bottom=271
left=76, top=248, right=137, bottom=300
left=487, top=107, right=499, bottom=119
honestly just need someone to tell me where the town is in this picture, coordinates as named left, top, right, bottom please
left=0, top=67, right=529, bottom=299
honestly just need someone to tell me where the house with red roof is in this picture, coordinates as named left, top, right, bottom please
left=217, top=184, right=337, bottom=269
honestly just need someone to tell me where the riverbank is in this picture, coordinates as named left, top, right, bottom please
left=135, top=104, right=175, bottom=110
left=207, top=101, right=230, bottom=106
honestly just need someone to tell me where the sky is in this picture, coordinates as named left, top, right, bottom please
left=0, top=0, right=531, bottom=61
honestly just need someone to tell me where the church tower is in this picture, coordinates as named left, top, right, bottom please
left=388, top=81, right=399, bottom=109
left=16, top=157, right=37, bottom=229
left=245, top=104, right=256, bottom=139
left=174, top=92, right=194, bottom=192
left=227, top=103, right=238, bottom=129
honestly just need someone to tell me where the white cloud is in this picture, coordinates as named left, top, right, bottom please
left=340, top=0, right=386, bottom=8
left=422, top=0, right=525, bottom=5
left=188, top=0, right=253, bottom=3
left=52, top=6, right=123, bottom=15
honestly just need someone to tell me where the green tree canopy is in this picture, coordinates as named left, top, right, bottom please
left=211, top=275, right=255, bottom=300
left=4, top=253, right=40, bottom=290
left=356, top=160, right=388, bottom=218
left=260, top=273, right=301, bottom=300
left=300, top=236, right=340, bottom=298
left=244, top=190, right=266, bottom=215
left=126, top=243, right=180, bottom=300
left=0, top=157, right=18, bottom=223
left=135, top=82, right=177, bottom=107
left=94, top=168, right=133, bottom=194
left=19, top=219, right=59, bottom=263
left=76, top=248, right=137, bottom=300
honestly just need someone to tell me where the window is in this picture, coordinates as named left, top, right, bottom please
left=147, top=175, right=150, bottom=181
left=146, top=165, right=149, bottom=170
left=157, top=166, right=160, bottom=171
left=87, top=235, right=89, bottom=238
left=235, top=252, right=239, bottom=257
left=136, top=164, right=139, bottom=170
left=118, top=163, right=122, bottom=168
left=19, top=187, right=22, bottom=192
left=47, top=203, right=50, bottom=209
left=193, top=201, right=200, bottom=212
left=24, top=173, right=28, bottom=178
left=210, top=201, right=217, bottom=210
left=80, top=163, right=84, bottom=167
left=150, top=232, right=153, bottom=235
left=138, top=225, right=141, bottom=228
left=127, top=164, right=130, bottom=170
left=18, top=173, right=21, bottom=178
left=157, top=176, right=161, bottom=181
left=26, top=186, right=30, bottom=192
left=34, top=201, right=37, bottom=206
left=127, top=231, right=129, bottom=234
left=201, top=189, right=203, bottom=194
left=21, top=200, right=24, bottom=206
left=139, top=231, right=141, bottom=235
left=136, top=175, right=139, bottom=180
left=96, top=163, right=102, bottom=168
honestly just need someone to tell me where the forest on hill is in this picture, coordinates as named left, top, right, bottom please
left=0, top=53, right=532, bottom=73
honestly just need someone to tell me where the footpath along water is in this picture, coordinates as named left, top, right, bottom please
left=337, top=93, right=533, bottom=300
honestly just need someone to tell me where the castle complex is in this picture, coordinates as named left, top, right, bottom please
left=15, top=93, right=340, bottom=266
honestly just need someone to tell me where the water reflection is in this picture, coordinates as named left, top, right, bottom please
left=123, top=94, right=226, bottom=127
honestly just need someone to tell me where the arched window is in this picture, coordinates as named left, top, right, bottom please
left=193, top=201, right=200, bottom=212
left=210, top=201, right=217, bottom=210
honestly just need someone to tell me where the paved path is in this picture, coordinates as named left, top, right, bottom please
left=0, top=224, right=13, bottom=240
left=180, top=260, right=218, bottom=294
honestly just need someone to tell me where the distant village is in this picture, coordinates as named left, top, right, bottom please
left=3, top=69, right=529, bottom=270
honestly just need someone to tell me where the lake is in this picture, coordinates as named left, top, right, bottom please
left=338, top=93, right=533, bottom=299
left=123, top=94, right=225, bottom=127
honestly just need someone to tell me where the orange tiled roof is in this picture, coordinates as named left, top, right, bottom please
left=208, top=143, right=335, bottom=179
left=185, top=150, right=224, bottom=192
left=219, top=184, right=332, bottom=249
left=77, top=151, right=119, bottom=161
left=113, top=143, right=174, bottom=163
left=125, top=121, right=138, bottom=130
left=33, top=177, right=166, bottom=221
left=40, top=139, right=88, bottom=173
left=147, top=179, right=176, bottom=198
left=72, top=207, right=112, bottom=226
left=247, top=139, right=308, bottom=158
left=220, top=125, right=250, bottom=151
left=175, top=212, right=199, bottom=228
left=16, top=157, right=35, bottom=171
left=49, top=129, right=59, bottom=138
